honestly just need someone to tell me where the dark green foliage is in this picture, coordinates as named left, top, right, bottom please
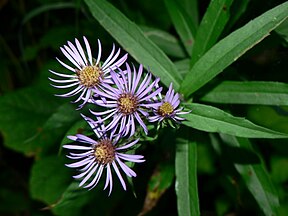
left=1, top=0, right=288, bottom=215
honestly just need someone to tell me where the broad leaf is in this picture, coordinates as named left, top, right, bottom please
left=200, top=81, right=288, bottom=105
left=52, top=181, right=93, bottom=216
left=175, top=127, right=200, bottom=216
left=0, top=86, right=80, bottom=155
left=30, top=155, right=72, bottom=205
left=0, top=87, right=61, bottom=154
left=85, top=0, right=182, bottom=89
left=180, top=2, right=288, bottom=97
left=183, top=103, right=288, bottom=138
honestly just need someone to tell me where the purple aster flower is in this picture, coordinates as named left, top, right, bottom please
left=148, top=83, right=189, bottom=124
left=63, top=115, right=144, bottom=195
left=91, top=63, right=162, bottom=137
left=49, top=36, right=128, bottom=108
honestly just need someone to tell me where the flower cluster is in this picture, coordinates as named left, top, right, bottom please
left=50, top=36, right=189, bottom=195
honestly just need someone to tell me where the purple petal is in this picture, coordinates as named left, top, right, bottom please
left=79, top=163, right=99, bottom=187
left=83, top=36, right=93, bottom=65
left=116, top=138, right=139, bottom=150
left=75, top=38, right=88, bottom=65
left=103, top=48, right=122, bottom=70
left=102, top=44, right=116, bottom=68
left=134, top=112, right=148, bottom=134
left=112, top=161, right=126, bottom=191
left=66, top=157, right=91, bottom=168
left=63, top=145, right=91, bottom=150
left=49, top=77, right=78, bottom=83
left=67, top=41, right=86, bottom=67
left=85, top=165, right=104, bottom=189
left=116, top=156, right=136, bottom=177
left=49, top=69, right=76, bottom=78
left=109, top=54, right=128, bottom=71
left=56, top=58, right=76, bottom=72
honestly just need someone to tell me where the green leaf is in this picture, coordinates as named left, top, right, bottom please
left=175, top=127, right=200, bottom=216
left=30, top=155, right=72, bottom=205
left=275, top=18, right=288, bottom=44
left=180, top=2, right=288, bottom=97
left=58, top=120, right=88, bottom=154
left=174, top=58, right=190, bottom=78
left=200, top=81, right=288, bottom=105
left=0, top=87, right=61, bottom=154
left=140, top=26, right=186, bottom=58
left=225, top=0, right=250, bottom=32
left=183, top=103, right=288, bottom=138
left=271, top=156, right=288, bottom=184
left=190, top=0, right=234, bottom=65
left=0, top=87, right=80, bottom=155
left=164, top=0, right=196, bottom=56
left=178, top=0, right=199, bottom=28
left=52, top=181, right=94, bottom=216
left=21, top=2, right=76, bottom=24
left=247, top=106, right=288, bottom=134
left=85, top=0, right=182, bottom=89
left=220, top=134, right=280, bottom=216
left=139, top=159, right=175, bottom=215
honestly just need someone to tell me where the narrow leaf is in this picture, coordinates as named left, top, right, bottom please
left=22, top=2, right=75, bottom=24
left=183, top=103, right=288, bottom=138
left=179, top=0, right=199, bottom=28
left=85, top=0, right=182, bottom=89
left=220, top=134, right=280, bottom=216
left=140, top=26, right=186, bottom=58
left=275, top=18, right=288, bottom=43
left=225, top=0, right=250, bottom=32
left=190, top=0, right=234, bottom=65
left=164, top=0, right=196, bottom=56
left=180, top=2, right=288, bottom=97
left=174, top=58, right=190, bottom=78
left=175, top=127, right=200, bottom=216
left=139, top=161, right=175, bottom=215
left=200, top=81, right=288, bottom=105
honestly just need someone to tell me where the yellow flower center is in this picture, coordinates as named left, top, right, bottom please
left=118, top=93, right=138, bottom=115
left=158, top=102, right=174, bottom=116
left=94, top=139, right=115, bottom=164
left=77, top=65, right=102, bottom=87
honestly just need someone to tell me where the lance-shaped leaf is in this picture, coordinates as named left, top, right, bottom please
left=183, top=103, right=288, bottom=138
left=164, top=0, right=196, bottom=56
left=200, top=81, right=288, bottom=105
left=175, top=127, right=200, bottom=216
left=140, top=26, right=186, bottom=58
left=220, top=134, right=280, bottom=216
left=178, top=0, right=199, bottom=28
left=139, top=161, right=175, bottom=215
left=180, top=2, right=288, bottom=97
left=190, top=0, right=234, bottom=65
left=84, top=0, right=182, bottom=89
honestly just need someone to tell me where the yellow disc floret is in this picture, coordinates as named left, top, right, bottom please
left=77, top=65, right=102, bottom=87
left=118, top=93, right=138, bottom=115
left=158, top=102, right=174, bottom=116
left=94, top=139, right=115, bottom=164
